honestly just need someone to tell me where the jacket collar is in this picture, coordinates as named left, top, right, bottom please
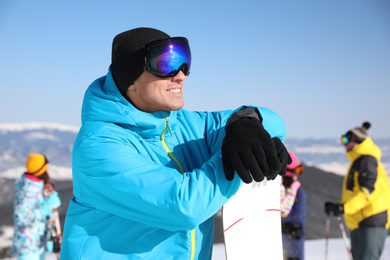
left=346, top=137, right=381, bottom=162
left=81, top=68, right=178, bottom=139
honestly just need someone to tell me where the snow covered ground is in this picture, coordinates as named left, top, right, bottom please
left=211, top=237, right=390, bottom=260
left=2, top=164, right=390, bottom=259
left=1, top=226, right=389, bottom=259
left=1, top=236, right=390, bottom=259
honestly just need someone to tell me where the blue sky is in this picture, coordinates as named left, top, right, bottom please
left=1, top=0, right=389, bottom=139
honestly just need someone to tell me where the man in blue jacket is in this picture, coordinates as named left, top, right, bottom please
left=61, top=27, right=290, bottom=259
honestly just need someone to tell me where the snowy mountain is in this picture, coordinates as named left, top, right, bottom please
left=0, top=123, right=78, bottom=179
left=1, top=122, right=389, bottom=179
left=284, top=137, right=390, bottom=176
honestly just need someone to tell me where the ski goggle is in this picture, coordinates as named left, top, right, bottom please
left=287, top=165, right=304, bottom=175
left=341, top=132, right=353, bottom=145
left=144, top=37, right=191, bottom=78
left=341, top=135, right=350, bottom=145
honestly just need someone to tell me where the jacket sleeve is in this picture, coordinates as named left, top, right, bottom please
left=343, top=156, right=378, bottom=215
left=72, top=106, right=286, bottom=232
left=280, top=181, right=301, bottom=217
left=200, top=106, right=287, bottom=157
left=72, top=126, right=242, bottom=232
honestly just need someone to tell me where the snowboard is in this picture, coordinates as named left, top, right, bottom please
left=43, top=183, right=62, bottom=256
left=222, top=176, right=283, bottom=260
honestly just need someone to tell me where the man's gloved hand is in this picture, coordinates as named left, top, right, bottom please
left=324, top=201, right=344, bottom=216
left=272, top=137, right=292, bottom=179
left=222, top=107, right=289, bottom=183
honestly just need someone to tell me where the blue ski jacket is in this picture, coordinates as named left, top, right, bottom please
left=12, top=174, right=61, bottom=257
left=60, top=68, right=287, bottom=260
left=12, top=174, right=47, bottom=257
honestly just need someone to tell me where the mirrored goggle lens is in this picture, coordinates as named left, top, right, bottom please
left=145, top=37, right=191, bottom=77
left=341, top=135, right=349, bottom=145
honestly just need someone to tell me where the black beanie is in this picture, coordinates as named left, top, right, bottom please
left=110, top=27, right=170, bottom=97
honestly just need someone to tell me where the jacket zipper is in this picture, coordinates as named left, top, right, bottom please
left=160, top=117, right=195, bottom=260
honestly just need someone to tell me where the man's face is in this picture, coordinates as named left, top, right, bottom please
left=344, top=141, right=357, bottom=151
left=126, top=71, right=185, bottom=112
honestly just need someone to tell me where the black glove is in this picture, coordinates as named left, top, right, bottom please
left=282, top=222, right=303, bottom=239
left=222, top=107, right=285, bottom=183
left=282, top=176, right=294, bottom=188
left=272, top=137, right=292, bottom=178
left=324, top=202, right=344, bottom=216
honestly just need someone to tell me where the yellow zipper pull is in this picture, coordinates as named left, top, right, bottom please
left=165, top=116, right=172, bottom=134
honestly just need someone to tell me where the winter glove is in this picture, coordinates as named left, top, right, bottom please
left=272, top=137, right=292, bottom=178
left=282, top=222, right=303, bottom=239
left=222, top=107, right=287, bottom=183
left=324, top=201, right=344, bottom=216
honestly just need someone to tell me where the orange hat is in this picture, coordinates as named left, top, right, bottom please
left=25, top=153, right=49, bottom=176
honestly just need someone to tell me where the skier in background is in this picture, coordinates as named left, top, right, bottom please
left=60, top=27, right=291, bottom=259
left=280, top=151, right=306, bottom=260
left=325, top=122, right=390, bottom=260
left=43, top=182, right=62, bottom=259
left=12, top=153, right=61, bottom=260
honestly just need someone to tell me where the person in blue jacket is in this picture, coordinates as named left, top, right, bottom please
left=12, top=153, right=61, bottom=260
left=60, top=27, right=291, bottom=260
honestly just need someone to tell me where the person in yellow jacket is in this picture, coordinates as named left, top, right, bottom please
left=325, top=122, right=390, bottom=260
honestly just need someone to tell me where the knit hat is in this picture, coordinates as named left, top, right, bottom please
left=344, top=121, right=371, bottom=144
left=25, top=153, right=49, bottom=177
left=110, top=27, right=170, bottom=97
left=286, top=151, right=303, bottom=177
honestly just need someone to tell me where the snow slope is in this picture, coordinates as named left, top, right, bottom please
left=1, top=234, right=390, bottom=260
left=211, top=237, right=390, bottom=260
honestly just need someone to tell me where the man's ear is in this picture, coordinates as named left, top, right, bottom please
left=126, top=82, right=136, bottom=93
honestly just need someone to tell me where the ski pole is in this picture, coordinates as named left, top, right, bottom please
left=325, top=214, right=330, bottom=260
left=337, top=216, right=352, bottom=260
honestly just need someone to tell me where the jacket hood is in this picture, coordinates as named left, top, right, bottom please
left=346, top=137, right=382, bottom=162
left=14, top=174, right=43, bottom=193
left=81, top=68, right=178, bottom=138
left=287, top=151, right=300, bottom=170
